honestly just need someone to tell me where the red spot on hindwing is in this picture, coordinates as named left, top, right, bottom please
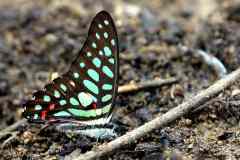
left=92, top=102, right=97, bottom=109
left=48, top=104, right=55, bottom=110
left=41, top=111, right=47, bottom=120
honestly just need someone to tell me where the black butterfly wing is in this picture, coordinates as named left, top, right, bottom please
left=23, top=11, right=119, bottom=125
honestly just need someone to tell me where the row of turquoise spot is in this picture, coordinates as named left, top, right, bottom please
left=33, top=103, right=112, bottom=119
left=75, top=41, right=114, bottom=96
left=35, top=20, right=114, bottom=112
left=36, top=91, right=112, bottom=110
left=74, top=19, right=114, bottom=105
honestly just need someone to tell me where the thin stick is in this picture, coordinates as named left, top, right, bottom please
left=0, top=119, right=27, bottom=139
left=118, top=77, right=178, bottom=93
left=1, top=131, right=18, bottom=148
left=0, top=96, right=12, bottom=103
left=72, top=67, right=240, bottom=160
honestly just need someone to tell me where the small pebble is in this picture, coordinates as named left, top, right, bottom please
left=0, top=79, right=9, bottom=96
left=185, top=119, right=192, bottom=126
left=45, top=34, right=58, bottom=45
left=22, top=131, right=34, bottom=144
left=135, top=107, right=153, bottom=123
left=171, top=84, right=184, bottom=98
left=217, top=140, right=223, bottom=145
left=231, top=89, right=240, bottom=97
left=187, top=143, right=193, bottom=149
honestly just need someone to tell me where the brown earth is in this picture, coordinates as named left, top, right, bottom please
left=0, top=0, right=239, bottom=159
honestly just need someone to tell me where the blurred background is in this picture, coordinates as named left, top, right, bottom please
left=0, top=0, right=240, bottom=159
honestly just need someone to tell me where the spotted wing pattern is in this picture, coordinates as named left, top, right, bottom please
left=23, top=11, right=119, bottom=125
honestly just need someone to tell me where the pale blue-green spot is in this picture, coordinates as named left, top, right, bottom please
left=102, top=66, right=113, bottom=78
left=59, top=99, right=67, bottom=106
left=102, top=104, right=111, bottom=113
left=87, top=69, right=99, bottom=82
left=108, top=58, right=114, bottom=64
left=104, top=32, right=108, bottom=39
left=92, top=57, right=101, bottom=68
left=67, top=104, right=111, bottom=117
left=54, top=90, right=61, bottom=98
left=99, top=50, right=103, bottom=55
left=68, top=108, right=95, bottom=117
left=35, top=105, right=42, bottom=110
left=78, top=92, right=94, bottom=107
left=111, top=39, right=115, bottom=46
left=73, top=72, right=80, bottom=79
left=92, top=96, right=97, bottom=102
left=54, top=111, right=71, bottom=117
left=80, top=62, right=85, bottom=68
left=92, top=42, right=97, bottom=48
left=34, top=114, right=39, bottom=119
left=87, top=52, right=92, bottom=57
left=96, top=33, right=100, bottom=39
left=102, top=94, right=112, bottom=102
left=60, top=84, right=67, bottom=92
left=104, top=20, right=109, bottom=25
left=104, top=46, right=112, bottom=57
left=98, top=24, right=103, bottom=28
left=83, top=80, right=99, bottom=94
left=43, top=95, right=51, bottom=102
left=102, top=84, right=112, bottom=90
left=70, top=97, right=80, bottom=106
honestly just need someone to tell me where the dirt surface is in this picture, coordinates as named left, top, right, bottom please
left=0, top=0, right=240, bottom=159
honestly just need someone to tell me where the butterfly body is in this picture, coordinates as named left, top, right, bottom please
left=56, top=123, right=117, bottom=139
left=23, top=11, right=119, bottom=139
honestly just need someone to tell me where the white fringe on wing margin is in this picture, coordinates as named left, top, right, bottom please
left=56, top=113, right=113, bottom=128
left=55, top=114, right=115, bottom=138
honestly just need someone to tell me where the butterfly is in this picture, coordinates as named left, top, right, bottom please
left=23, top=11, right=119, bottom=139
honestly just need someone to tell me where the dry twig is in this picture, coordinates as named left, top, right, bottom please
left=71, top=67, right=240, bottom=160
left=118, top=77, right=178, bottom=93
left=0, top=95, right=12, bottom=103
left=0, top=119, right=27, bottom=140
left=1, top=131, right=18, bottom=148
